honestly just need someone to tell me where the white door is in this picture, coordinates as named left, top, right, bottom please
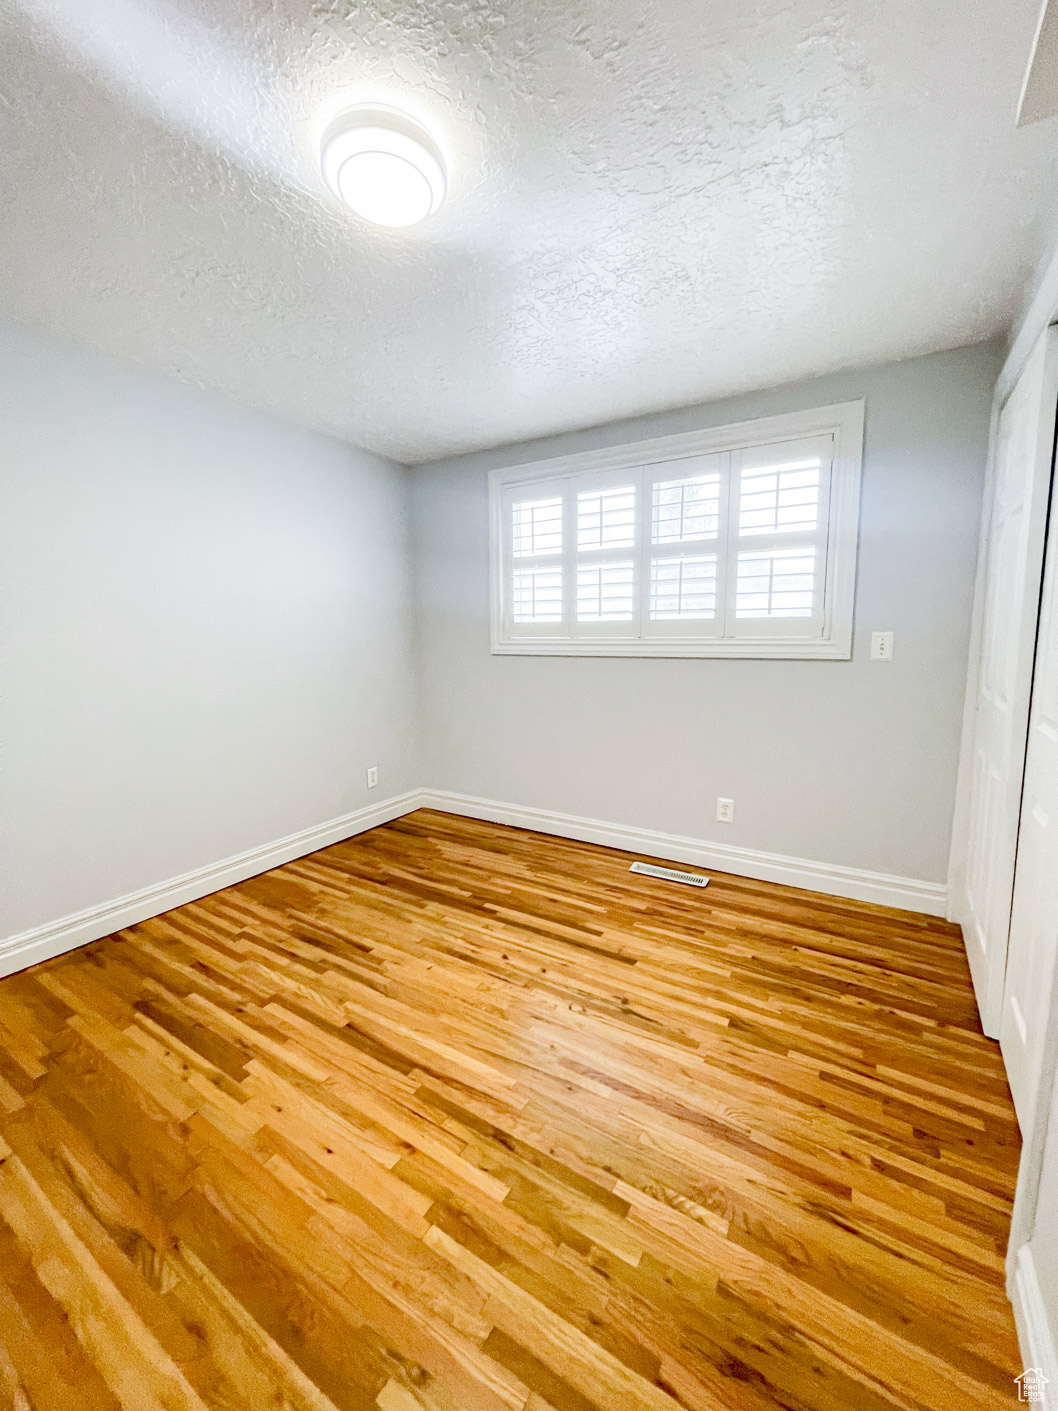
left=1002, top=476, right=1058, bottom=1138
left=961, top=327, right=1058, bottom=1038
left=1008, top=1043, right=1058, bottom=1394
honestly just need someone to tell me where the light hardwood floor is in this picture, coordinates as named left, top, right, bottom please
left=0, top=810, right=1022, bottom=1410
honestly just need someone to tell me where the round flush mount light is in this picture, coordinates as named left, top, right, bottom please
left=320, top=105, right=447, bottom=228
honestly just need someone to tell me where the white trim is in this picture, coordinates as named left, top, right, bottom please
left=999, top=253, right=1058, bottom=411
left=0, top=782, right=948, bottom=983
left=490, top=638, right=853, bottom=660
left=1011, top=1245, right=1058, bottom=1410
left=0, top=790, right=423, bottom=980
left=946, top=395, right=1002, bottom=934
left=418, top=789, right=947, bottom=915
left=489, top=401, right=864, bottom=660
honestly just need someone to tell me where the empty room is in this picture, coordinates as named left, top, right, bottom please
left=4, top=0, right=1058, bottom=1407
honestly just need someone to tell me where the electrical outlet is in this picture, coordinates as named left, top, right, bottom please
left=366, top=766, right=378, bottom=789
left=716, top=797, right=734, bottom=823
left=870, top=630, right=894, bottom=661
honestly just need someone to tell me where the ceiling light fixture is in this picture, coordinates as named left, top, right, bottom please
left=320, top=105, right=447, bottom=228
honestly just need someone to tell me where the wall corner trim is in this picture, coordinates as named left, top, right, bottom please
left=417, top=790, right=948, bottom=916
left=1011, top=1245, right=1058, bottom=1410
left=0, top=790, right=424, bottom=979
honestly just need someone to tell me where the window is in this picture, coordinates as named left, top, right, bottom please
left=490, top=401, right=863, bottom=658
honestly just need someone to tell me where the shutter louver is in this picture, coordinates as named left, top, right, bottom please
left=513, top=567, right=563, bottom=623
left=575, top=484, right=636, bottom=627
left=649, top=555, right=717, bottom=619
left=507, top=489, right=565, bottom=629
left=577, top=561, right=635, bottom=621
left=513, top=497, right=562, bottom=557
left=731, top=436, right=831, bottom=629
left=736, top=546, right=817, bottom=618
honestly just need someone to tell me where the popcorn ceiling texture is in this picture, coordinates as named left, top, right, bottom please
left=0, top=0, right=1056, bottom=462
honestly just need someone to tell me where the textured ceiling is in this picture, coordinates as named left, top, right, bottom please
left=1, top=0, right=1057, bottom=463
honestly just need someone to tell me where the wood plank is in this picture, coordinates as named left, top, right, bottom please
left=0, top=809, right=1022, bottom=1409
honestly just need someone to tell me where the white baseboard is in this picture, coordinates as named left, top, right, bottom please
left=0, top=790, right=423, bottom=980
left=1011, top=1245, right=1058, bottom=1409
left=0, top=785, right=948, bottom=983
left=418, top=789, right=948, bottom=916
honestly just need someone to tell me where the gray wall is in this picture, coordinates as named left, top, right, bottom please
left=0, top=321, right=418, bottom=941
left=0, top=325, right=997, bottom=941
left=412, top=343, right=999, bottom=885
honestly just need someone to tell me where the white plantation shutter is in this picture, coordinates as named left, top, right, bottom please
left=576, top=560, right=636, bottom=620
left=491, top=403, right=861, bottom=657
left=512, top=497, right=562, bottom=556
left=502, top=482, right=567, bottom=635
left=652, top=470, right=721, bottom=542
left=649, top=555, right=717, bottom=619
left=512, top=566, right=563, bottom=623
left=644, top=456, right=723, bottom=640
left=573, top=478, right=638, bottom=634
left=726, top=435, right=832, bottom=639
left=577, top=485, right=636, bottom=551
left=737, top=456, right=820, bottom=536
left=735, top=546, right=817, bottom=617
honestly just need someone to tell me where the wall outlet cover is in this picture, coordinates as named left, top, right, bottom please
left=871, top=630, right=895, bottom=661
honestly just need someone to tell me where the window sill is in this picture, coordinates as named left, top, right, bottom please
left=491, top=637, right=852, bottom=660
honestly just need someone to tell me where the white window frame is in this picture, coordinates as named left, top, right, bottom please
left=489, top=400, right=864, bottom=659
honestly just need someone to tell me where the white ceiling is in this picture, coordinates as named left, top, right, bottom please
left=1, top=0, right=1056, bottom=464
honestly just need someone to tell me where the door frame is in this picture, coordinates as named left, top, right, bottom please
left=948, top=325, right=1058, bottom=1037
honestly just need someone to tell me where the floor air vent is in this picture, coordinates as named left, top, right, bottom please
left=629, top=861, right=710, bottom=888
